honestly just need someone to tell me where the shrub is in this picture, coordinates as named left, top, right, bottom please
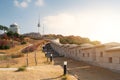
left=21, top=41, right=26, bottom=45
left=0, top=45, right=10, bottom=49
left=0, top=40, right=11, bottom=49
left=4, top=45, right=10, bottom=49
left=0, top=46, right=4, bottom=49
left=16, top=66, right=26, bottom=72
left=11, top=53, right=24, bottom=58
left=0, top=40, right=10, bottom=46
left=22, top=44, right=38, bottom=53
left=0, top=55, right=10, bottom=60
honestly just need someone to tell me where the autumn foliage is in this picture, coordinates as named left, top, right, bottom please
left=21, top=42, right=42, bottom=53
left=0, top=40, right=10, bottom=49
left=43, top=34, right=101, bottom=45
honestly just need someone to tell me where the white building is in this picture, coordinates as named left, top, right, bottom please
left=9, top=23, right=20, bottom=34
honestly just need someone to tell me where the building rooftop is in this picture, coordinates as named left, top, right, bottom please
left=106, top=46, right=120, bottom=52
left=11, top=23, right=18, bottom=26
left=10, top=23, right=19, bottom=28
left=80, top=43, right=94, bottom=48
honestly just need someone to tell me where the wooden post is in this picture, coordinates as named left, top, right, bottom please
left=34, top=52, right=37, bottom=65
left=26, top=50, right=29, bottom=67
left=26, top=52, right=28, bottom=66
left=46, top=51, right=48, bottom=62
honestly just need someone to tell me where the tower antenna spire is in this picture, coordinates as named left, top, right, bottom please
left=38, top=14, right=40, bottom=34
left=38, top=15, right=40, bottom=27
left=43, top=24, right=44, bottom=36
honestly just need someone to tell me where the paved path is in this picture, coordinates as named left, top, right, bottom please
left=0, top=68, right=17, bottom=71
left=53, top=57, right=120, bottom=80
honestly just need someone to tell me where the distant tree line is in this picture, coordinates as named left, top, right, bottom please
left=43, top=34, right=101, bottom=45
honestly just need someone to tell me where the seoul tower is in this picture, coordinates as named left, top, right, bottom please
left=37, top=15, right=41, bottom=37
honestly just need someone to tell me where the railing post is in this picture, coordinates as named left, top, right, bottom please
left=34, top=52, right=37, bottom=65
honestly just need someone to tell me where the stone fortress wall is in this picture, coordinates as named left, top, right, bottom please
left=50, top=39, right=120, bottom=72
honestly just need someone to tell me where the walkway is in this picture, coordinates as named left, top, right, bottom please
left=53, top=57, right=120, bottom=80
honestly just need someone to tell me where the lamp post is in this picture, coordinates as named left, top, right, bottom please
left=50, top=53, right=53, bottom=62
left=63, top=61, right=67, bottom=75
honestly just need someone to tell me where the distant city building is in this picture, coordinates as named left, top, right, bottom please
left=9, top=23, right=20, bottom=34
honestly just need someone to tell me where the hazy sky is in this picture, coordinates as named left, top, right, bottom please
left=0, top=0, right=120, bottom=43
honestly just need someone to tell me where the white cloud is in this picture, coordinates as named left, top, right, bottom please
left=43, top=13, right=82, bottom=37
left=20, top=1, right=28, bottom=8
left=14, top=0, right=44, bottom=8
left=42, top=9, right=120, bottom=43
left=35, top=0, right=44, bottom=6
left=14, top=0, right=19, bottom=7
left=14, top=0, right=31, bottom=8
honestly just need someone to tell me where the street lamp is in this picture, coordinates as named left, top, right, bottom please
left=50, top=54, right=53, bottom=62
left=63, top=61, right=67, bottom=75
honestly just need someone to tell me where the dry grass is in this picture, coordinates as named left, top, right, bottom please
left=0, top=39, right=47, bottom=68
left=0, top=65, right=77, bottom=80
left=0, top=43, right=29, bottom=54
left=0, top=39, right=77, bottom=80
left=0, top=43, right=29, bottom=68
left=0, top=50, right=48, bottom=68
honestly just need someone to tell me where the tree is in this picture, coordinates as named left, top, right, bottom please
left=91, top=41, right=101, bottom=45
left=0, top=25, right=3, bottom=30
left=14, top=32, right=19, bottom=38
left=0, top=25, right=9, bottom=33
left=3, top=26, right=8, bottom=32
left=6, top=31, right=14, bottom=38
left=19, top=35, right=24, bottom=41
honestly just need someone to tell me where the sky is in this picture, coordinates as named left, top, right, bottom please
left=0, top=0, right=120, bottom=43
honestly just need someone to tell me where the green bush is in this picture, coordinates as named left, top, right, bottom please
left=4, top=45, right=10, bottom=49
left=21, top=41, right=26, bottom=45
left=0, top=46, right=4, bottom=49
left=0, top=45, right=10, bottom=50
left=16, top=66, right=26, bottom=72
